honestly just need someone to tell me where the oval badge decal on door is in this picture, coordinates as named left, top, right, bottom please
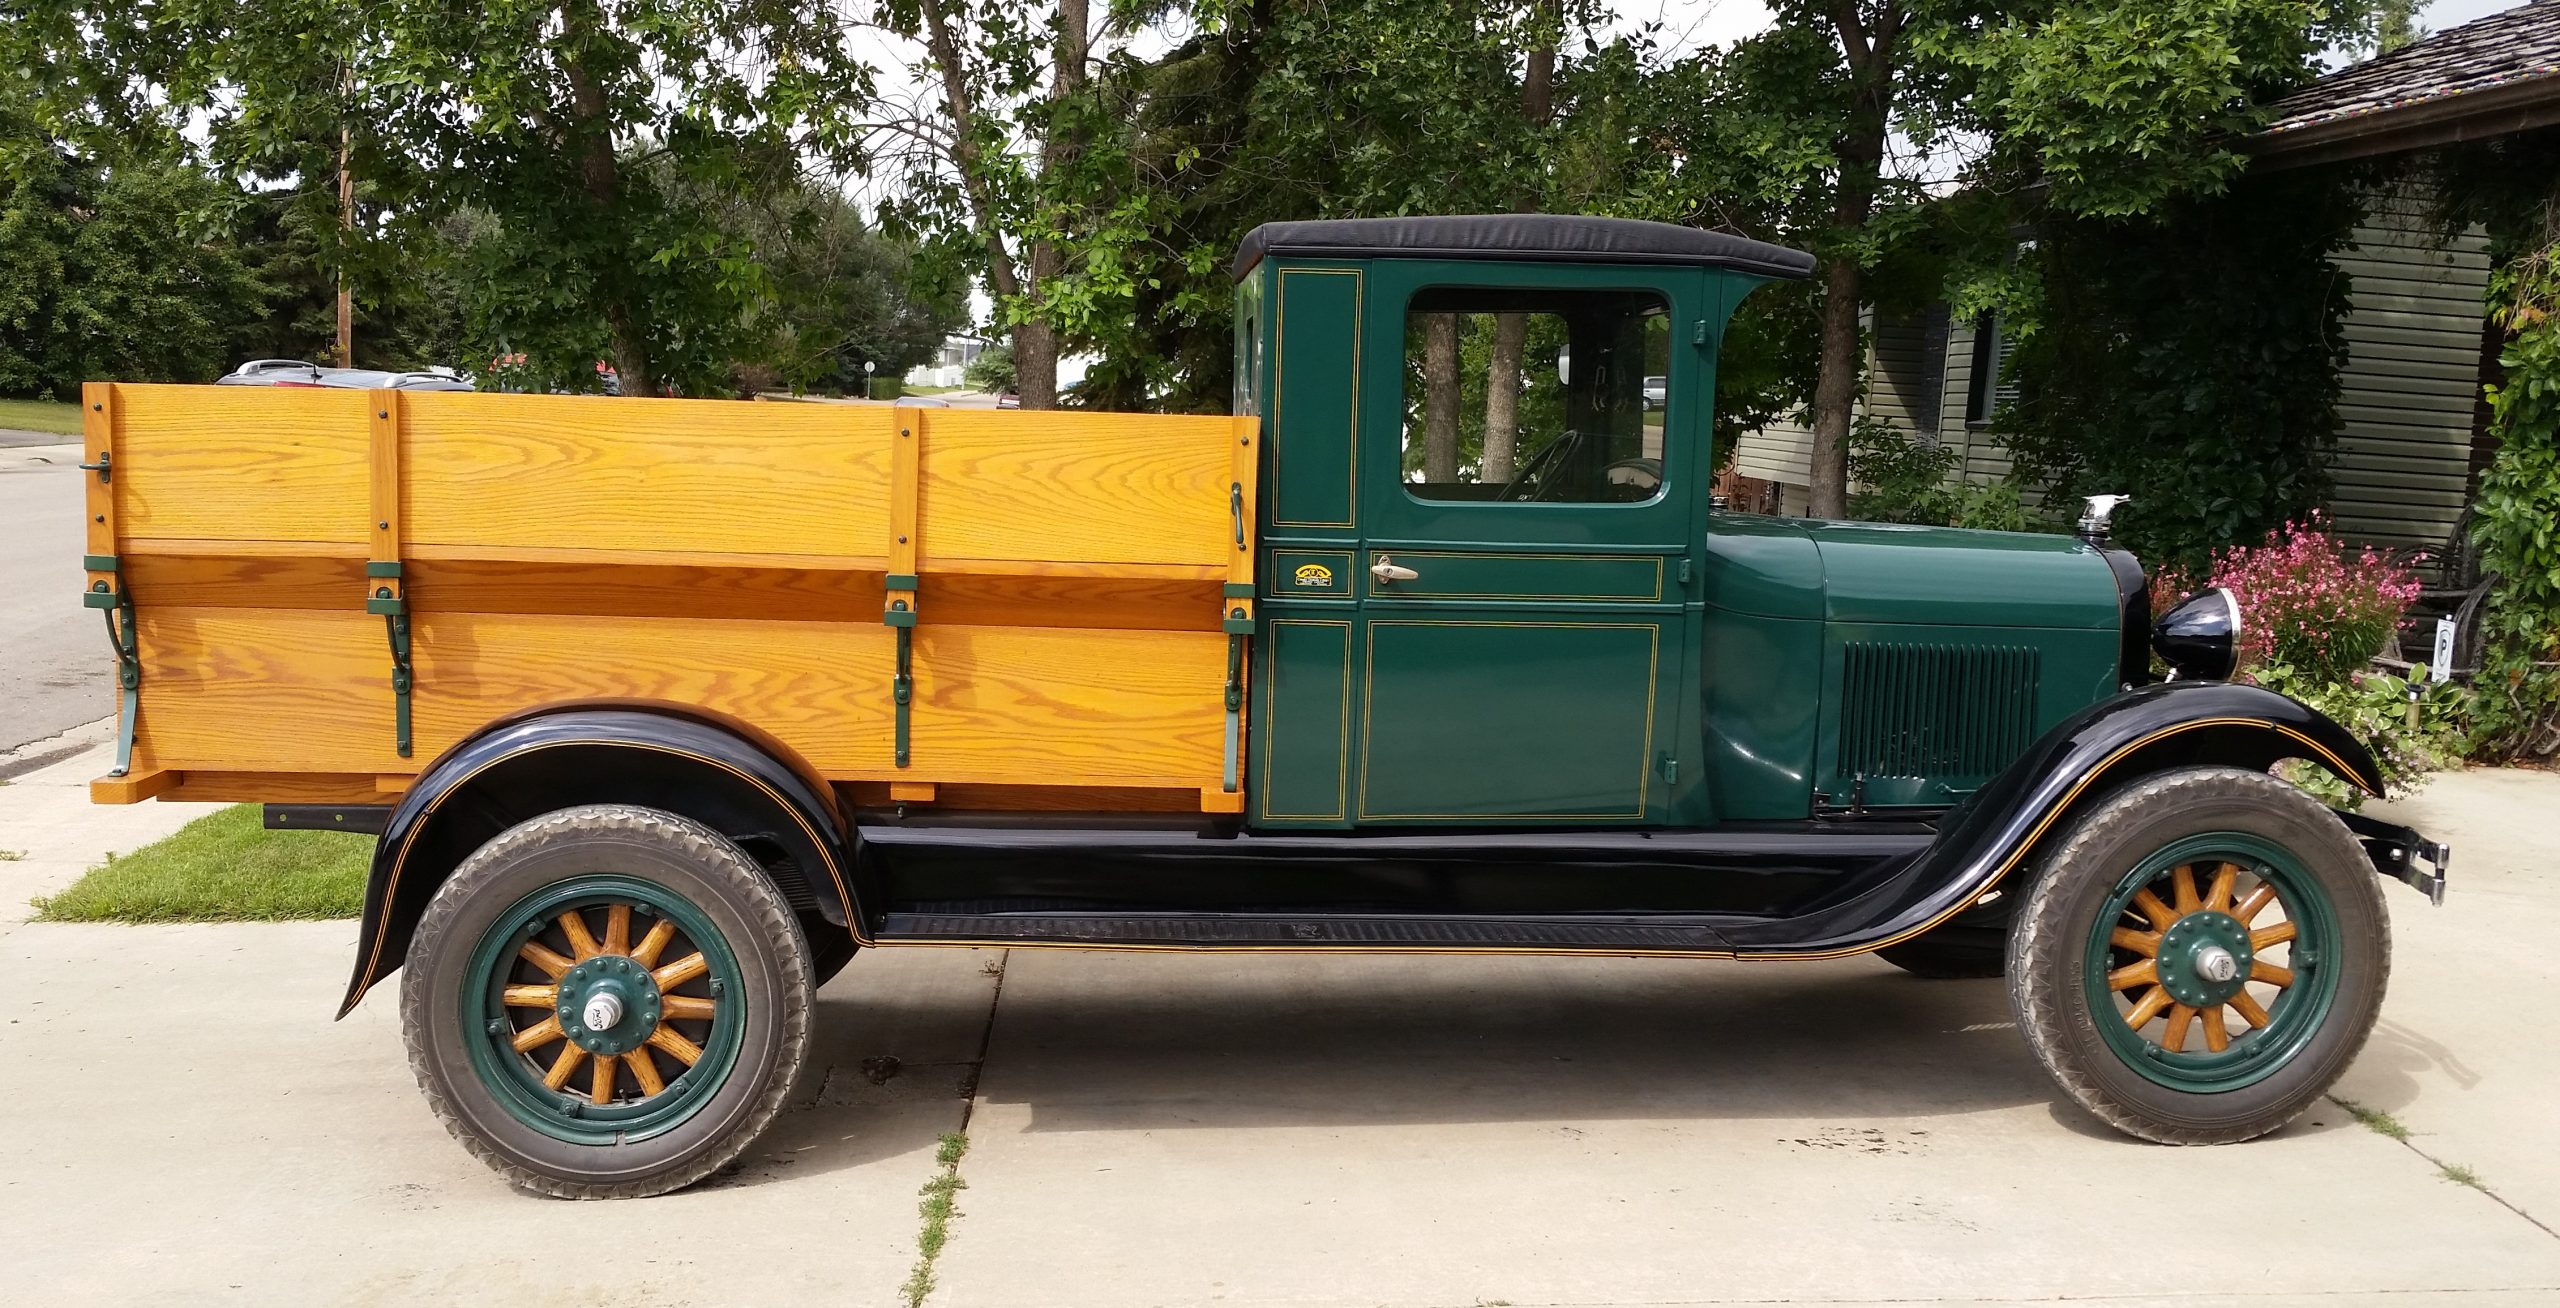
left=1294, top=562, right=1336, bottom=589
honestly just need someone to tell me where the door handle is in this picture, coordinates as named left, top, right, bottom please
left=1370, top=555, right=1419, bottom=585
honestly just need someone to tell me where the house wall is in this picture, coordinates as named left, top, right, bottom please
left=2327, top=191, right=2492, bottom=550
left=1724, top=190, right=2490, bottom=547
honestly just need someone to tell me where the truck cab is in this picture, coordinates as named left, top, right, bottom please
left=1234, top=215, right=2125, bottom=827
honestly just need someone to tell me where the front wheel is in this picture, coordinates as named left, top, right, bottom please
left=2008, top=767, right=2389, bottom=1144
left=402, top=804, right=813, bottom=1198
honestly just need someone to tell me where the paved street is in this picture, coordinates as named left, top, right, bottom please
left=1, top=739, right=2555, bottom=1306
left=0, top=443, right=108, bottom=757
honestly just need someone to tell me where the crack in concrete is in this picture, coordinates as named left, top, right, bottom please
left=2328, top=1093, right=2560, bottom=1241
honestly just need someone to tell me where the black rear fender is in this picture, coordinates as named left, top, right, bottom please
left=337, top=707, right=859, bottom=1016
left=1722, top=680, right=2384, bottom=958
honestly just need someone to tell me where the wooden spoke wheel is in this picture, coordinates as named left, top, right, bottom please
left=469, top=883, right=743, bottom=1132
left=2007, top=767, right=2387, bottom=1145
left=2085, top=835, right=2337, bottom=1093
left=402, top=805, right=811, bottom=1199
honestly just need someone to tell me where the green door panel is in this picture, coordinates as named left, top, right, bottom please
left=1255, top=619, right=1354, bottom=822
left=1361, top=550, right=1666, bottom=603
left=1359, top=620, right=1661, bottom=821
left=1270, top=267, right=1364, bottom=530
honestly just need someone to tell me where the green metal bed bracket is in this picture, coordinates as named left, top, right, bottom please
left=886, top=599, right=915, bottom=768
left=366, top=561, right=413, bottom=757
left=1221, top=612, right=1249, bottom=793
left=82, top=556, right=140, bottom=777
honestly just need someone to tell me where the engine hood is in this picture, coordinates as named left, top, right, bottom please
left=1703, top=515, right=2122, bottom=630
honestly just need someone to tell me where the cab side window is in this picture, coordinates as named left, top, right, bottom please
left=1399, top=288, right=1670, bottom=504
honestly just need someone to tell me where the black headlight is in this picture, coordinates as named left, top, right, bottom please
left=2153, top=588, right=2241, bottom=681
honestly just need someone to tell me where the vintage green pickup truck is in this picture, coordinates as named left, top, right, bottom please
left=83, top=214, right=2446, bottom=1197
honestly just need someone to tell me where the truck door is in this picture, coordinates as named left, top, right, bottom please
left=1340, top=263, right=1696, bottom=825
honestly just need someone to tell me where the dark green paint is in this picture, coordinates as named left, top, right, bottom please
left=462, top=875, right=744, bottom=1145
left=1269, top=549, right=1356, bottom=598
left=1269, top=266, right=1363, bottom=530
left=1697, top=605, right=1824, bottom=822
left=1359, top=549, right=1667, bottom=603
left=2156, top=912, right=2255, bottom=1009
left=1254, top=619, right=1354, bottom=822
left=1239, top=246, right=2135, bottom=830
left=1811, top=623, right=2119, bottom=808
left=2086, top=833, right=2340, bottom=1094
left=554, top=953, right=663, bottom=1055
left=1360, top=620, right=1661, bottom=820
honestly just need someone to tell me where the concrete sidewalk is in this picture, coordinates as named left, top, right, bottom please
left=1, top=741, right=2555, bottom=1306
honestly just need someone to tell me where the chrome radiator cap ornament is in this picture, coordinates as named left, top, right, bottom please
left=2078, top=493, right=2132, bottom=546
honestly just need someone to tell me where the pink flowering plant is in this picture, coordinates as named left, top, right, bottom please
left=2153, top=514, right=2422, bottom=683
left=2154, top=515, right=2467, bottom=807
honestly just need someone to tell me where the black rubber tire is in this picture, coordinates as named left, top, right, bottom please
left=2007, top=767, right=2390, bottom=1144
left=1876, top=936, right=2006, bottom=980
left=402, top=804, right=813, bottom=1198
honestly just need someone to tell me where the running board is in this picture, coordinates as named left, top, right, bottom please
left=877, top=910, right=1737, bottom=953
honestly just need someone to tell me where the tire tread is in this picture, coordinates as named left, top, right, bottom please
left=399, top=804, right=812, bottom=1199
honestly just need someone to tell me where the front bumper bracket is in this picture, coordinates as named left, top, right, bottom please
left=2336, top=810, right=2450, bottom=907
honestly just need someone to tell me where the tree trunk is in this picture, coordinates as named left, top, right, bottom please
left=559, top=0, right=653, bottom=396
left=1013, top=319, right=1060, bottom=409
left=917, top=0, right=1041, bottom=402
left=1806, top=1, right=1899, bottom=520
left=1480, top=4, right=1557, bottom=484
left=1011, top=0, right=1088, bottom=410
left=1806, top=258, right=1864, bottom=518
left=1483, top=318, right=1525, bottom=481
left=1423, top=313, right=1461, bottom=482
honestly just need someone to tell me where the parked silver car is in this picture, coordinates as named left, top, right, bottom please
left=215, top=360, right=475, bottom=391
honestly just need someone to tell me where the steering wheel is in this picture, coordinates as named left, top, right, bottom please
left=1496, top=429, right=1581, bottom=503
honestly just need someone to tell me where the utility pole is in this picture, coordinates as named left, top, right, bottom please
left=336, top=63, right=354, bottom=369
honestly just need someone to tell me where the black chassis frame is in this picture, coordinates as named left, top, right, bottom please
left=325, top=680, right=2446, bottom=1012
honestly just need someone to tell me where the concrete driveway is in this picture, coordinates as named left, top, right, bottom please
left=2, top=735, right=2554, bottom=1306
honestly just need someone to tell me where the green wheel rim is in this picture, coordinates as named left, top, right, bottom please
left=461, top=875, right=747, bottom=1145
left=2084, top=831, right=2340, bottom=1094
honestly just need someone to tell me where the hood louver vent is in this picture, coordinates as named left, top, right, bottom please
left=1839, top=642, right=2040, bottom=782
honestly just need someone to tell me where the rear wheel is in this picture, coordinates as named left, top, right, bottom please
left=2008, top=767, right=2388, bottom=1144
left=402, top=804, right=812, bottom=1198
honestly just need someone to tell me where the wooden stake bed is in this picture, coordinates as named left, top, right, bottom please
left=83, top=383, right=1261, bottom=814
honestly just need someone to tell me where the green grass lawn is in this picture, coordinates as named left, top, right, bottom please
left=31, top=804, right=371, bottom=922
left=0, top=397, right=84, bottom=436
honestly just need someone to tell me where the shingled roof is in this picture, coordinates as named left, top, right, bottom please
left=2251, top=0, right=2560, bottom=167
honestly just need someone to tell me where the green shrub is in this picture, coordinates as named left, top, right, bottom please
left=2252, top=663, right=2469, bottom=808
left=1844, top=418, right=2037, bottom=531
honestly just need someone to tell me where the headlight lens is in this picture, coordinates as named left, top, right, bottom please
left=2152, top=587, right=2242, bottom=681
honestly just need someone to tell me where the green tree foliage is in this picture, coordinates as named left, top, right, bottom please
left=1926, top=0, right=2361, bottom=220
left=0, top=150, right=272, bottom=396
left=2468, top=204, right=2560, bottom=758
left=10, top=0, right=877, bottom=396
left=2424, top=129, right=2560, bottom=760
left=1994, top=172, right=2359, bottom=568
left=1844, top=417, right=2032, bottom=530
left=964, top=343, right=1016, bottom=393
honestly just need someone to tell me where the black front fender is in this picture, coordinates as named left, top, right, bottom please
left=337, top=706, right=857, bottom=1017
left=1723, top=680, right=2384, bottom=959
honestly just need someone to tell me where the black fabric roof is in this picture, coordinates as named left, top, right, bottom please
left=2260, top=0, right=2560, bottom=140
left=1231, top=214, right=1816, bottom=282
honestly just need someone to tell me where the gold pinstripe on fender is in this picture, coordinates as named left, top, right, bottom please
left=351, top=739, right=863, bottom=1007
